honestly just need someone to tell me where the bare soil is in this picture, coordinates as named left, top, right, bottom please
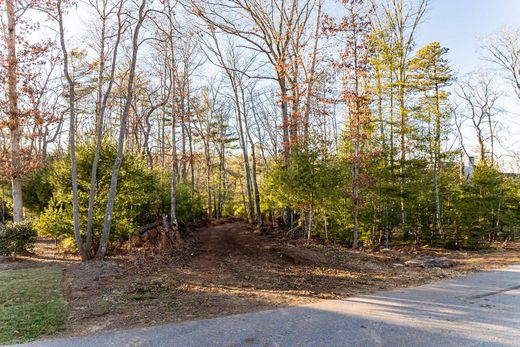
left=2, top=220, right=520, bottom=338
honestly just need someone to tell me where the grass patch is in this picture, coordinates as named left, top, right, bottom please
left=0, top=266, right=66, bottom=344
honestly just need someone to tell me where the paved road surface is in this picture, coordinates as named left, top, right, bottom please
left=16, top=265, right=520, bottom=347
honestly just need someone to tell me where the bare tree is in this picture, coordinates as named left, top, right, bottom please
left=202, top=32, right=257, bottom=224
left=486, top=29, right=520, bottom=101
left=192, top=0, right=315, bottom=162
left=85, top=0, right=125, bottom=258
left=457, top=74, right=501, bottom=164
left=98, top=0, right=149, bottom=258
left=163, top=0, right=182, bottom=237
left=56, top=0, right=87, bottom=260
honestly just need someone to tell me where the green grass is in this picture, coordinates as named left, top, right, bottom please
left=0, top=266, right=67, bottom=344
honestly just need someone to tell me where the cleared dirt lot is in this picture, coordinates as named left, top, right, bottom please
left=2, top=220, right=520, bottom=338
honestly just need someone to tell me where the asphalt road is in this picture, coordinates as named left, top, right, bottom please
left=16, top=265, right=520, bottom=347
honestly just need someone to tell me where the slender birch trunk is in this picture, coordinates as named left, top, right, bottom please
left=86, top=1, right=123, bottom=257
left=97, top=0, right=147, bottom=258
left=57, top=0, right=86, bottom=260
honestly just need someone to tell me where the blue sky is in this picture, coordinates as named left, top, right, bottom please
left=417, top=0, right=520, bottom=75
left=417, top=0, right=520, bottom=171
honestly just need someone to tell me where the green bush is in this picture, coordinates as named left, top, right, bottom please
left=167, top=181, right=205, bottom=224
left=264, top=146, right=346, bottom=238
left=34, top=201, right=72, bottom=239
left=22, top=163, right=54, bottom=213
left=25, top=141, right=205, bottom=248
left=29, top=142, right=165, bottom=243
left=0, top=221, right=37, bottom=255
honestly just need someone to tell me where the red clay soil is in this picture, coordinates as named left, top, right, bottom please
left=2, top=220, right=520, bottom=337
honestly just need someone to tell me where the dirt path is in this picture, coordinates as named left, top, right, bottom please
left=190, top=221, right=268, bottom=261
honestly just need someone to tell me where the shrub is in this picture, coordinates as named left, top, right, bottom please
left=26, top=141, right=206, bottom=248
left=173, top=182, right=205, bottom=224
left=159, top=180, right=204, bottom=225
left=19, top=139, right=211, bottom=255
left=34, top=201, right=72, bottom=239
left=0, top=221, right=37, bottom=255
left=22, top=163, right=54, bottom=213
left=26, top=142, right=166, bottom=244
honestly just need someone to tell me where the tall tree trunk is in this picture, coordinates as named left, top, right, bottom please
left=166, top=0, right=179, bottom=237
left=433, top=77, right=443, bottom=240
left=324, top=212, right=328, bottom=241
left=186, top=88, right=195, bottom=196
left=487, top=110, right=495, bottom=165
left=86, top=18, right=107, bottom=258
left=235, top=90, right=254, bottom=224
left=389, top=70, right=395, bottom=169
left=204, top=139, right=212, bottom=218
left=352, top=122, right=360, bottom=249
left=86, top=2, right=123, bottom=257
left=6, top=0, right=23, bottom=222
left=97, top=0, right=147, bottom=258
left=308, top=193, right=314, bottom=241
left=181, top=100, right=188, bottom=181
left=243, top=92, right=261, bottom=225
left=160, top=95, right=166, bottom=184
left=376, top=64, right=385, bottom=155
left=477, top=128, right=485, bottom=162
left=351, top=29, right=361, bottom=250
left=398, top=66, right=407, bottom=238
left=57, top=0, right=86, bottom=260
left=171, top=105, right=179, bottom=231
left=170, top=89, right=180, bottom=239
left=181, top=60, right=189, bottom=181
left=302, top=0, right=322, bottom=143
left=279, top=76, right=290, bottom=164
left=216, top=111, right=227, bottom=219
left=250, top=142, right=262, bottom=225
left=280, top=75, right=292, bottom=227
